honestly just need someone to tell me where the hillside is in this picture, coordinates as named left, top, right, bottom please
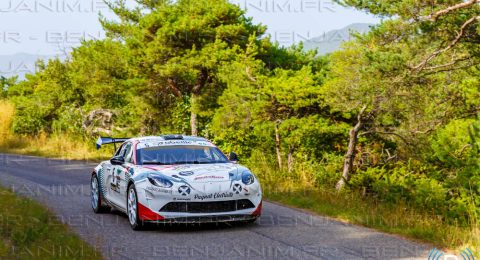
left=303, top=23, right=373, bottom=54
left=0, top=53, right=56, bottom=79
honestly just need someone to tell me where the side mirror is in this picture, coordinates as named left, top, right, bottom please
left=110, top=156, right=125, bottom=165
left=229, top=152, right=239, bottom=162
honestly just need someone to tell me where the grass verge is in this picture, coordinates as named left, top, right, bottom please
left=265, top=188, right=479, bottom=254
left=0, top=187, right=102, bottom=259
left=249, top=156, right=479, bottom=257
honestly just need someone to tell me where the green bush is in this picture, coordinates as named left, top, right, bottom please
left=12, top=99, right=50, bottom=135
left=431, top=119, right=476, bottom=167
left=313, top=152, right=345, bottom=187
left=412, top=178, right=447, bottom=212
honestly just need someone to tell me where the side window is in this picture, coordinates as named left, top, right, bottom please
left=114, top=144, right=125, bottom=157
left=124, top=143, right=134, bottom=163
left=114, top=143, right=131, bottom=158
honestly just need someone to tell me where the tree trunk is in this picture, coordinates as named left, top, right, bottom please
left=287, top=145, right=295, bottom=173
left=190, top=68, right=208, bottom=137
left=275, top=120, right=282, bottom=170
left=336, top=105, right=367, bottom=190
left=190, top=94, right=198, bottom=136
left=190, top=112, right=197, bottom=136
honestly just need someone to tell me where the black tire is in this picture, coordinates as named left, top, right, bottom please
left=127, top=184, right=144, bottom=230
left=91, top=173, right=110, bottom=213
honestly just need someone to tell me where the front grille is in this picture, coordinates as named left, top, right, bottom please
left=160, top=199, right=255, bottom=213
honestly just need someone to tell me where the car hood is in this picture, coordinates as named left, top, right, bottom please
left=134, top=163, right=249, bottom=183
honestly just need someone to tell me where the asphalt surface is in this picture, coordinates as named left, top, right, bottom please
left=0, top=153, right=430, bottom=260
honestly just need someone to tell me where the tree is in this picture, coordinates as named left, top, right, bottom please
left=323, top=39, right=409, bottom=189
left=6, top=39, right=144, bottom=136
left=0, top=76, right=17, bottom=98
left=101, top=0, right=265, bottom=136
left=335, top=0, right=480, bottom=74
left=328, top=0, right=480, bottom=189
left=212, top=39, right=337, bottom=170
left=7, top=59, right=74, bottom=134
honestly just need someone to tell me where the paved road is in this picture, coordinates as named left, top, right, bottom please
left=0, top=153, right=429, bottom=260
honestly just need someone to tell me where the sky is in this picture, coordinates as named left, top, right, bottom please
left=0, top=0, right=379, bottom=55
left=0, top=0, right=378, bottom=77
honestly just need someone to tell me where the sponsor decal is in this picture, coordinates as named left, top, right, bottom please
left=194, top=175, right=225, bottom=180
left=173, top=197, right=191, bottom=201
left=157, top=140, right=192, bottom=145
left=146, top=186, right=172, bottom=194
left=193, top=192, right=234, bottom=201
left=233, top=183, right=242, bottom=194
left=172, top=165, right=193, bottom=171
left=179, top=171, right=194, bottom=176
left=137, top=140, right=215, bottom=149
left=178, top=185, right=191, bottom=196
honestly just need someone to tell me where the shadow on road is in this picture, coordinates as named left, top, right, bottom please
left=108, top=208, right=257, bottom=233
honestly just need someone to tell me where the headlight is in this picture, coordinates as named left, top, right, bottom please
left=148, top=176, right=173, bottom=188
left=241, top=171, right=255, bottom=185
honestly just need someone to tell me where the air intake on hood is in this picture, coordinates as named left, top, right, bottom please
left=162, top=134, right=184, bottom=140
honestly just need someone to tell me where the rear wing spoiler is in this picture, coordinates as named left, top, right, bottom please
left=96, top=137, right=130, bottom=150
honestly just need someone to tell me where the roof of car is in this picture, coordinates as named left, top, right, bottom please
left=130, top=135, right=215, bottom=148
left=131, top=135, right=209, bottom=142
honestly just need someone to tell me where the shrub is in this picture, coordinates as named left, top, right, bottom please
left=313, top=152, right=344, bottom=187
left=431, top=119, right=476, bottom=167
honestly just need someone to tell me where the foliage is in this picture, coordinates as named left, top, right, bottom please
left=101, top=0, right=266, bottom=134
left=0, top=0, right=479, bottom=249
left=431, top=119, right=476, bottom=167
left=0, top=76, right=17, bottom=98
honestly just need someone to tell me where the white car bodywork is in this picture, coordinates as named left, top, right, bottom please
left=91, top=136, right=262, bottom=227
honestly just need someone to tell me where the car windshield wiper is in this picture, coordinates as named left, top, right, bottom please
left=142, top=161, right=169, bottom=165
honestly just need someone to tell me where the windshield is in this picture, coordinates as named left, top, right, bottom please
left=136, top=145, right=230, bottom=165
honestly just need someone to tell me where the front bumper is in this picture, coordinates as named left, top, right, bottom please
left=137, top=179, right=262, bottom=222
left=142, top=214, right=259, bottom=224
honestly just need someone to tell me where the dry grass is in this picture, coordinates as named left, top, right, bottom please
left=0, top=100, right=109, bottom=161
left=0, top=100, right=15, bottom=147
left=0, top=133, right=110, bottom=161
left=248, top=154, right=479, bottom=256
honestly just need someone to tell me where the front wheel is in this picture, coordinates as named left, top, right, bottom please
left=91, top=174, right=110, bottom=213
left=127, top=184, right=144, bottom=230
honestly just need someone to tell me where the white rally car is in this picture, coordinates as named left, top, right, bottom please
left=90, top=135, right=262, bottom=230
